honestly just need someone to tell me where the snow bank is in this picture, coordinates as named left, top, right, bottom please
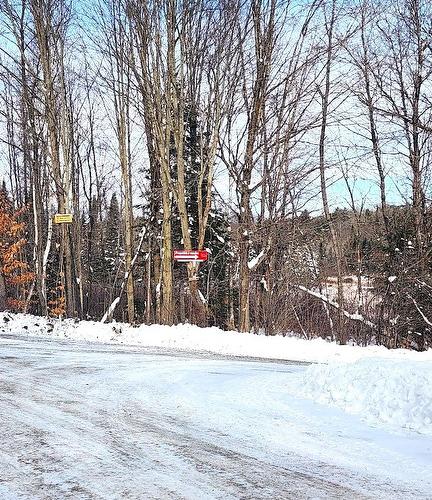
left=294, top=359, right=432, bottom=435
left=1, top=312, right=432, bottom=364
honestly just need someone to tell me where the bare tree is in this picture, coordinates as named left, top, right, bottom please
left=127, top=0, right=235, bottom=325
left=99, top=0, right=136, bottom=323
left=372, top=0, right=432, bottom=260
left=317, top=0, right=347, bottom=343
left=29, top=0, right=79, bottom=317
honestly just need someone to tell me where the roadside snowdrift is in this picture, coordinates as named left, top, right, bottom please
left=294, top=359, right=432, bottom=435
left=1, top=312, right=431, bottom=363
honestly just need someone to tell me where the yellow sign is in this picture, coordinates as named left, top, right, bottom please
left=54, top=214, right=73, bottom=224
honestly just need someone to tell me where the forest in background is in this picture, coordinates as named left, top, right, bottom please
left=0, top=0, right=431, bottom=350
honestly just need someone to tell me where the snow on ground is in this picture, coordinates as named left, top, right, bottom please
left=1, top=335, right=431, bottom=499
left=1, top=312, right=431, bottom=364
left=1, top=312, right=431, bottom=438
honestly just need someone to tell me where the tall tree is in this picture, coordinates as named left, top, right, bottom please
left=373, top=0, right=432, bottom=260
left=30, top=0, right=77, bottom=316
left=103, top=0, right=135, bottom=323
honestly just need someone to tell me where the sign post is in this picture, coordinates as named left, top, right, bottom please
left=173, top=250, right=209, bottom=262
left=53, top=214, right=73, bottom=224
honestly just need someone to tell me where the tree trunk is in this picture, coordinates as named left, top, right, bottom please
left=161, top=187, right=173, bottom=325
left=0, top=273, right=7, bottom=312
left=318, top=0, right=346, bottom=344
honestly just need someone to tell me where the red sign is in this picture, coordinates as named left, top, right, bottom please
left=173, top=250, right=209, bottom=262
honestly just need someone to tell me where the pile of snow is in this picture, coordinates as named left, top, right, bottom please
left=294, top=359, right=432, bottom=435
left=1, top=312, right=432, bottom=364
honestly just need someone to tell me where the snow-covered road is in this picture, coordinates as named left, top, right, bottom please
left=0, top=334, right=431, bottom=499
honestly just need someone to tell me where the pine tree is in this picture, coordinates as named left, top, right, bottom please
left=87, top=195, right=105, bottom=283
left=203, top=208, right=231, bottom=327
left=169, top=105, right=230, bottom=324
left=104, top=193, right=122, bottom=282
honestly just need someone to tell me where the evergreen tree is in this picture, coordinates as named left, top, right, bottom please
left=168, top=104, right=230, bottom=323
left=86, top=195, right=105, bottom=283
left=104, top=193, right=122, bottom=281
left=203, top=208, right=231, bottom=327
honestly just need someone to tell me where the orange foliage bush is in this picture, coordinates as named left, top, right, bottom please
left=0, top=187, right=34, bottom=311
left=48, top=285, right=66, bottom=317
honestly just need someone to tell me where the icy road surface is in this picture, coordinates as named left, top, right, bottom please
left=0, top=335, right=431, bottom=499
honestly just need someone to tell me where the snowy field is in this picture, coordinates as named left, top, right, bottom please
left=0, top=313, right=431, bottom=498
